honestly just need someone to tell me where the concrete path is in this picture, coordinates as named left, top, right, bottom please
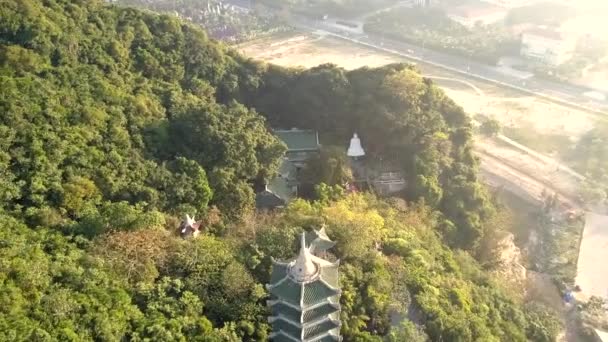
left=575, top=212, right=608, bottom=301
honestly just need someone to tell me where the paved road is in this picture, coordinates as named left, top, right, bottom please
left=289, top=16, right=608, bottom=115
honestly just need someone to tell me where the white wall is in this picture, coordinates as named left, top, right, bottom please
left=521, top=33, right=574, bottom=66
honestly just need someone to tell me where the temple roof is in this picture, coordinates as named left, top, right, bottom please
left=256, top=190, right=287, bottom=210
left=305, top=227, right=336, bottom=254
left=302, top=302, right=340, bottom=322
left=275, top=129, right=320, bottom=152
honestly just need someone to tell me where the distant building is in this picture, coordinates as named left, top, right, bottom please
left=266, top=230, right=342, bottom=341
left=447, top=4, right=507, bottom=28
left=520, top=27, right=575, bottom=66
left=479, top=0, right=540, bottom=8
left=275, top=129, right=320, bottom=167
left=413, top=0, right=432, bottom=7
left=256, top=129, right=320, bottom=210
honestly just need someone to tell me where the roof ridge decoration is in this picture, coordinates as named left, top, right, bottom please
left=179, top=214, right=202, bottom=238
left=306, top=225, right=337, bottom=255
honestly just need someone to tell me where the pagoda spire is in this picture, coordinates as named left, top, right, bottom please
left=291, top=233, right=317, bottom=282
left=266, top=229, right=342, bottom=341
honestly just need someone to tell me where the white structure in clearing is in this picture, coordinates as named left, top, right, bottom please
left=347, top=133, right=365, bottom=158
left=447, top=4, right=507, bottom=28
left=575, top=212, right=608, bottom=301
left=520, top=27, right=576, bottom=66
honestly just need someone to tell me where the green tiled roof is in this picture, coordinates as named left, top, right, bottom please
left=270, top=263, right=290, bottom=285
left=303, top=280, right=339, bottom=307
left=275, top=129, right=319, bottom=152
left=304, top=320, right=340, bottom=340
left=272, top=302, right=301, bottom=323
left=274, top=319, right=302, bottom=339
left=303, top=303, right=339, bottom=323
left=267, top=176, right=293, bottom=203
left=259, top=158, right=297, bottom=209
left=320, top=264, right=339, bottom=288
left=269, top=278, right=302, bottom=306
left=256, top=190, right=286, bottom=209
left=305, top=229, right=336, bottom=254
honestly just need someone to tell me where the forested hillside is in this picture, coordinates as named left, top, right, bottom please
left=0, top=0, right=560, bottom=341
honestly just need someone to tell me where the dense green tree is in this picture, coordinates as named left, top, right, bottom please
left=386, top=320, right=428, bottom=342
left=569, top=124, right=608, bottom=203
left=480, top=118, right=501, bottom=137
left=0, top=214, right=140, bottom=341
left=0, top=0, right=285, bottom=225
left=301, top=146, right=353, bottom=186
left=0, top=1, right=561, bottom=341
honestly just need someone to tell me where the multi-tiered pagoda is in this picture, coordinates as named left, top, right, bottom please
left=266, top=228, right=342, bottom=342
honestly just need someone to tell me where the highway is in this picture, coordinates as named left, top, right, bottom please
left=288, top=15, right=608, bottom=115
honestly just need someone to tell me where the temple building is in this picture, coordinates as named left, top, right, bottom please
left=256, top=129, right=320, bottom=210
left=266, top=228, right=342, bottom=342
left=275, top=129, right=320, bottom=168
left=345, top=132, right=406, bottom=196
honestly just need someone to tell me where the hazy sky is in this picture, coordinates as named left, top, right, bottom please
left=557, top=0, right=608, bottom=36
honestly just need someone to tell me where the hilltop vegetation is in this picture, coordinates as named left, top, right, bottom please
left=0, top=0, right=286, bottom=221
left=0, top=0, right=561, bottom=340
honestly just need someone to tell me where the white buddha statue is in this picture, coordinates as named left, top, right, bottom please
left=347, top=133, right=365, bottom=158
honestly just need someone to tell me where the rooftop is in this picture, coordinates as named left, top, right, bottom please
left=523, top=27, right=566, bottom=40
left=275, top=129, right=320, bottom=152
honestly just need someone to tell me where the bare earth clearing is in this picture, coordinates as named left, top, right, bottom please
left=239, top=33, right=593, bottom=206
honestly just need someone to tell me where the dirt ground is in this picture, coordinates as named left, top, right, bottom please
left=239, top=32, right=592, bottom=206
